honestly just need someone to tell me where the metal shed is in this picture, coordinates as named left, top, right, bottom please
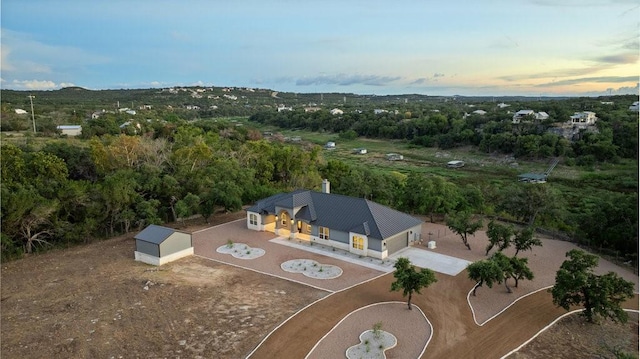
left=134, top=225, right=193, bottom=266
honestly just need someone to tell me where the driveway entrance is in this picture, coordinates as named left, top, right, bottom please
left=390, top=247, right=471, bottom=276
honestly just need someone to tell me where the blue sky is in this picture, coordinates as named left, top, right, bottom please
left=1, top=0, right=638, bottom=96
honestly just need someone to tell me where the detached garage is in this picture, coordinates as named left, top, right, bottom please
left=134, top=225, right=193, bottom=266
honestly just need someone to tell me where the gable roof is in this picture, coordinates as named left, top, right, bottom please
left=135, top=224, right=180, bottom=244
left=247, top=191, right=422, bottom=240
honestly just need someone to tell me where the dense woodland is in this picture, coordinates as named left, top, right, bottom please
left=0, top=87, right=637, bottom=267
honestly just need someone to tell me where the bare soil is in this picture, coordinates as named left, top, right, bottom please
left=1, top=212, right=638, bottom=358
left=1, top=212, right=327, bottom=359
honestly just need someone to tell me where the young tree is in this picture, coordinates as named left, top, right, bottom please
left=491, top=252, right=515, bottom=293
left=509, top=256, right=534, bottom=288
left=466, top=258, right=504, bottom=296
left=485, top=220, right=513, bottom=256
left=551, top=249, right=635, bottom=323
left=446, top=211, right=483, bottom=250
left=390, top=257, right=437, bottom=310
left=512, top=226, right=542, bottom=256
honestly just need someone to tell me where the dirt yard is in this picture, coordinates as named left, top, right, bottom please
left=1, top=212, right=638, bottom=358
left=1, top=212, right=327, bottom=359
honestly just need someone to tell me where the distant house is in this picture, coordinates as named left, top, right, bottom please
left=56, top=125, right=82, bottom=136
left=353, top=148, right=367, bottom=155
left=330, top=108, right=344, bottom=115
left=14, top=109, right=28, bottom=115
left=246, top=180, right=422, bottom=259
left=512, top=110, right=549, bottom=124
left=386, top=153, right=404, bottom=161
left=447, top=160, right=465, bottom=168
left=629, top=101, right=639, bottom=112
left=568, top=111, right=597, bottom=128
left=472, top=110, right=487, bottom=115
left=517, top=173, right=548, bottom=184
left=497, top=102, right=510, bottom=109
left=134, top=225, right=193, bottom=266
left=304, top=106, right=321, bottom=113
left=277, top=105, right=292, bottom=112
left=324, top=141, right=336, bottom=149
left=374, top=109, right=388, bottom=115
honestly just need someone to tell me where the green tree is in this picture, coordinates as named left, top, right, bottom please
left=512, top=226, right=542, bottom=256
left=2, top=186, right=59, bottom=254
left=485, top=220, right=513, bottom=256
left=550, top=249, right=635, bottom=323
left=509, top=256, right=534, bottom=288
left=446, top=211, right=483, bottom=250
left=390, top=257, right=437, bottom=310
left=467, top=258, right=504, bottom=296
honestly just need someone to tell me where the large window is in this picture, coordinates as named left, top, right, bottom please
left=352, top=236, right=364, bottom=250
left=319, top=226, right=329, bottom=240
left=249, top=214, right=258, bottom=226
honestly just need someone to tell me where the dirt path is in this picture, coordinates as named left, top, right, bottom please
left=248, top=270, right=639, bottom=358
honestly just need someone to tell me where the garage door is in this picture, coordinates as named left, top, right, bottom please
left=386, top=232, right=408, bottom=255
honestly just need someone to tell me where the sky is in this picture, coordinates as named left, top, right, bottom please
left=1, top=0, right=638, bottom=97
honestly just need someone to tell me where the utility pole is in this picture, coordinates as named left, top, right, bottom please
left=28, top=95, right=36, bottom=132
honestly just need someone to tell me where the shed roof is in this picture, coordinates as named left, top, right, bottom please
left=135, top=224, right=180, bottom=245
left=247, top=190, right=422, bottom=240
left=518, top=173, right=547, bottom=181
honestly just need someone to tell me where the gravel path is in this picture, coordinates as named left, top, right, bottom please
left=194, top=219, right=639, bottom=357
left=307, top=302, right=431, bottom=359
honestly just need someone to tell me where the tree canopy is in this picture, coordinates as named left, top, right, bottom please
left=390, top=257, right=438, bottom=310
left=550, top=249, right=635, bottom=323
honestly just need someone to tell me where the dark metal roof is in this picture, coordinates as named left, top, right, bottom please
left=247, top=190, right=422, bottom=240
left=134, top=224, right=178, bottom=245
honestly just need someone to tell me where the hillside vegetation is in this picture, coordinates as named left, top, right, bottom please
left=1, top=87, right=637, bottom=268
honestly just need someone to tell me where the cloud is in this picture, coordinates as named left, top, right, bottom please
left=433, top=73, right=445, bottom=78
left=8, top=79, right=75, bottom=90
left=535, top=75, right=638, bottom=87
left=1, top=28, right=108, bottom=83
left=530, top=0, right=638, bottom=7
left=499, top=66, right=609, bottom=82
left=595, top=52, right=639, bottom=64
left=295, top=74, right=401, bottom=87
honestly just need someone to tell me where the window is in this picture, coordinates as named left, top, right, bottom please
left=319, top=227, right=329, bottom=240
left=281, top=213, right=287, bottom=226
left=352, top=236, right=364, bottom=250
left=249, top=214, right=258, bottom=226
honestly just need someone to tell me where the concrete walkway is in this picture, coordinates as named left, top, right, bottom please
left=270, top=237, right=471, bottom=276
left=390, top=247, right=472, bottom=276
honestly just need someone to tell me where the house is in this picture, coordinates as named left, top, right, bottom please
left=512, top=110, right=549, bottom=124
left=386, top=153, right=404, bottom=161
left=277, top=105, right=292, bottom=112
left=374, top=109, right=388, bottom=115
left=518, top=173, right=547, bottom=184
left=134, top=225, right=193, bottom=266
left=56, top=125, right=82, bottom=136
left=14, top=109, right=28, bottom=115
left=330, top=108, right=344, bottom=115
left=304, top=106, right=321, bottom=113
left=353, top=148, right=367, bottom=155
left=471, top=110, right=487, bottom=115
left=568, top=111, right=597, bottom=128
left=497, top=102, right=510, bottom=109
left=246, top=180, right=422, bottom=259
left=447, top=160, right=465, bottom=168
left=629, top=101, right=639, bottom=111
left=324, top=141, right=336, bottom=149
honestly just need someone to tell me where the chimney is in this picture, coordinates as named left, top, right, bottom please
left=322, top=179, right=330, bottom=194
